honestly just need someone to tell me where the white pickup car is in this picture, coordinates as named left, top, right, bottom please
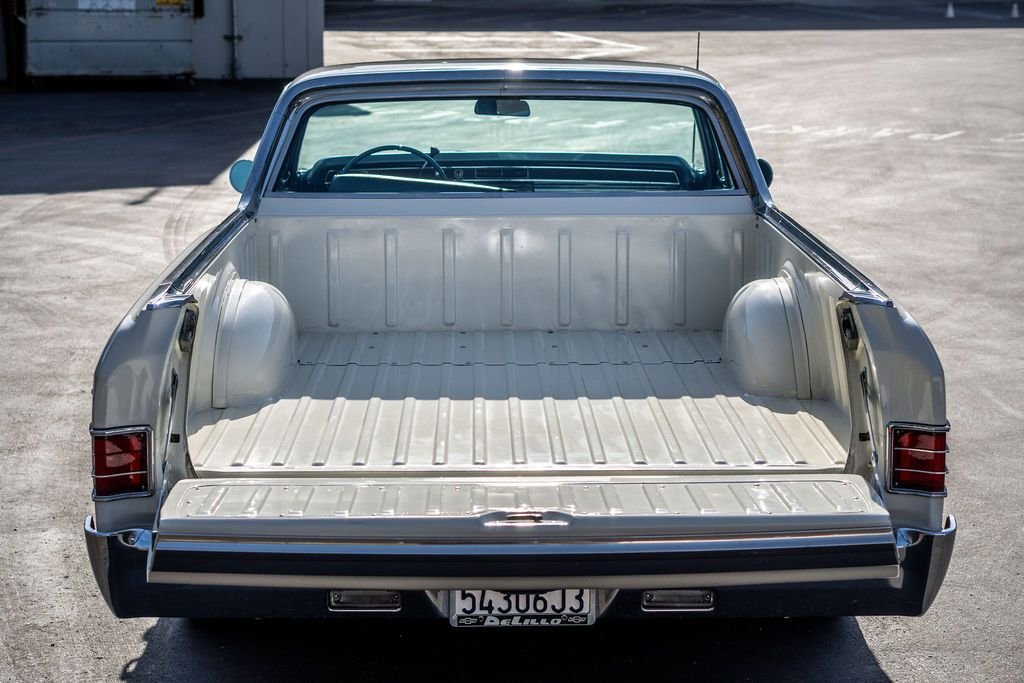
left=85, top=60, right=955, bottom=625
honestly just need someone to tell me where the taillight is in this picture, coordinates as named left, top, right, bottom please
left=889, top=425, right=948, bottom=495
left=92, top=429, right=150, bottom=498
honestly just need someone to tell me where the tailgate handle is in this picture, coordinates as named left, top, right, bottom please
left=482, top=511, right=571, bottom=528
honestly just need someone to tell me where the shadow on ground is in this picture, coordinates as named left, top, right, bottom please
left=121, top=616, right=889, bottom=681
left=0, top=81, right=281, bottom=194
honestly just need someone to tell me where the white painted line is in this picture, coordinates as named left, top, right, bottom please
left=358, top=35, right=549, bottom=42
left=551, top=30, right=646, bottom=60
left=551, top=31, right=644, bottom=50
left=344, top=30, right=645, bottom=61
left=746, top=123, right=967, bottom=143
left=385, top=48, right=592, bottom=53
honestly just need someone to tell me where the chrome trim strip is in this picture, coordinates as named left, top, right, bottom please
left=892, top=467, right=949, bottom=476
left=140, top=210, right=250, bottom=310
left=89, top=425, right=154, bottom=501
left=146, top=528, right=899, bottom=589
left=89, top=425, right=155, bottom=436
left=83, top=519, right=152, bottom=550
left=893, top=446, right=950, bottom=455
left=93, top=471, right=150, bottom=480
left=886, top=421, right=951, bottom=498
left=91, top=490, right=155, bottom=502
left=145, top=293, right=197, bottom=311
left=889, top=489, right=947, bottom=498
left=146, top=566, right=900, bottom=591
left=274, top=188, right=749, bottom=201
left=167, top=210, right=251, bottom=296
left=154, top=528, right=896, bottom=550
left=760, top=206, right=893, bottom=308
left=889, top=422, right=952, bottom=432
left=839, top=291, right=893, bottom=306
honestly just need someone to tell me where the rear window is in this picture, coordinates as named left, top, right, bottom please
left=274, top=97, right=736, bottom=194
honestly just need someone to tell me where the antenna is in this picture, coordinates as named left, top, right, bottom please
left=695, top=32, right=701, bottom=71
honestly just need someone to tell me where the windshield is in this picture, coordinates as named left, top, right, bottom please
left=274, top=97, right=736, bottom=194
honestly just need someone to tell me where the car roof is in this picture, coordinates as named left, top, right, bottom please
left=296, top=58, right=717, bottom=84
left=283, top=59, right=733, bottom=109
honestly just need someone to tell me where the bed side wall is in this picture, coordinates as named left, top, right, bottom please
left=750, top=215, right=947, bottom=531
left=91, top=220, right=264, bottom=533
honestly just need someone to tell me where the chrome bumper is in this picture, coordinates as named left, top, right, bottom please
left=897, top=514, right=957, bottom=613
left=84, top=514, right=957, bottom=618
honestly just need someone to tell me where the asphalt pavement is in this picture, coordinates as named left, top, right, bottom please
left=1, top=2, right=1022, bottom=681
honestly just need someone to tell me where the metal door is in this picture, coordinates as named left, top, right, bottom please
left=26, top=0, right=193, bottom=77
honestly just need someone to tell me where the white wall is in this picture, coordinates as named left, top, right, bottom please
left=193, top=0, right=323, bottom=79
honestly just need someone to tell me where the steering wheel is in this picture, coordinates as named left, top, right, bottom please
left=340, top=145, right=447, bottom=179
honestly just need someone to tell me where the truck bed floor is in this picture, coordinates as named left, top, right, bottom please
left=188, top=330, right=849, bottom=477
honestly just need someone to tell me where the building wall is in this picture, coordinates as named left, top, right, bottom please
left=194, top=0, right=324, bottom=79
left=22, top=0, right=322, bottom=79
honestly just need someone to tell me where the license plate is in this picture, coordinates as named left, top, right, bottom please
left=450, top=589, right=594, bottom=627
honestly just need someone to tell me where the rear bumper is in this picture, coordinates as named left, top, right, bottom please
left=84, top=514, right=956, bottom=619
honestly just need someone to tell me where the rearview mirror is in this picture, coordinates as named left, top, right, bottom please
left=474, top=98, right=531, bottom=117
left=757, top=158, right=774, bottom=188
left=229, top=159, right=254, bottom=193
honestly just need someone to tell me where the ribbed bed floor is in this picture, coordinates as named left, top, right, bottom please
left=188, top=330, right=849, bottom=477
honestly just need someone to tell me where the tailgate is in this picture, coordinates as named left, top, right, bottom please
left=148, top=475, right=899, bottom=589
